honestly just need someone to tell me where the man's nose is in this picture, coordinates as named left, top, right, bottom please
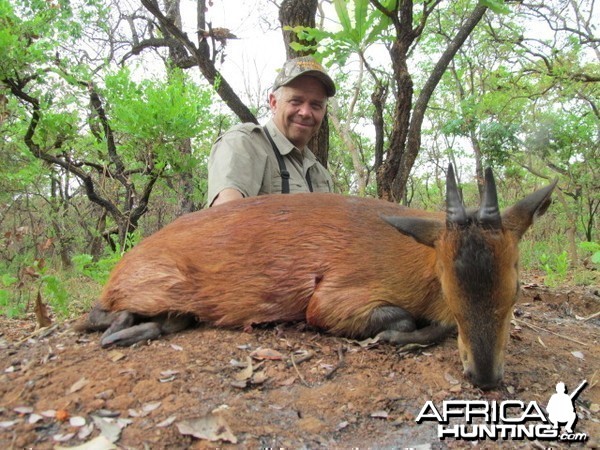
left=297, top=102, right=311, bottom=116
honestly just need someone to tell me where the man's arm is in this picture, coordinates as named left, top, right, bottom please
left=211, top=188, right=244, bottom=206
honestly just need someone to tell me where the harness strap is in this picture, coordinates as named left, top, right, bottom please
left=263, top=127, right=313, bottom=194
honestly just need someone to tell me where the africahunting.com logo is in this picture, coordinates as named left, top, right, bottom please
left=416, top=380, right=588, bottom=442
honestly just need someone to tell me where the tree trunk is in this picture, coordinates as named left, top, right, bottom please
left=164, top=0, right=196, bottom=214
left=374, top=1, right=489, bottom=202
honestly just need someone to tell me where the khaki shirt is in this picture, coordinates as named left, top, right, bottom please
left=207, top=119, right=333, bottom=206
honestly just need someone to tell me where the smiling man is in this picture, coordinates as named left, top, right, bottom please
left=207, top=56, right=336, bottom=207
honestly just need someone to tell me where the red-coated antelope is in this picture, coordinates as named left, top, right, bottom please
left=79, top=165, right=556, bottom=390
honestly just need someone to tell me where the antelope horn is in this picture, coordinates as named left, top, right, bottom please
left=478, top=167, right=502, bottom=229
left=446, top=164, right=467, bottom=226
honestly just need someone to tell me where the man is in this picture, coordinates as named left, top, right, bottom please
left=208, top=55, right=336, bottom=207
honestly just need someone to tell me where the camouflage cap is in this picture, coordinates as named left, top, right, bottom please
left=273, top=56, right=336, bottom=97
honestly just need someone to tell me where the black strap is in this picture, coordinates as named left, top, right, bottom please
left=264, top=127, right=290, bottom=194
left=263, top=127, right=315, bottom=194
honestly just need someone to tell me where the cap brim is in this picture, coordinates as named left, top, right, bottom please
left=279, top=71, right=336, bottom=97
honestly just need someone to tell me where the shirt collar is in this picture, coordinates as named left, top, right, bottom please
left=265, top=119, right=301, bottom=156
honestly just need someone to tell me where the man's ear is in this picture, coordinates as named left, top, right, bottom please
left=268, top=92, right=277, bottom=111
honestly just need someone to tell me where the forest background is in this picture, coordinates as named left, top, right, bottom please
left=0, top=0, right=598, bottom=322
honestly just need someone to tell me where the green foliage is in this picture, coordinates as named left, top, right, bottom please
left=479, top=0, right=511, bottom=14
left=42, top=273, right=69, bottom=318
left=579, top=241, right=600, bottom=266
left=286, top=0, right=392, bottom=65
left=72, top=251, right=122, bottom=285
left=0, top=273, right=22, bottom=318
left=539, top=250, right=570, bottom=288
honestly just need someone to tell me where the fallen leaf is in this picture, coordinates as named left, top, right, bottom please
left=55, top=435, right=117, bottom=450
left=230, top=380, right=247, bottom=389
left=77, top=423, right=95, bottom=440
left=250, top=347, right=283, bottom=360
left=68, top=377, right=89, bottom=394
left=28, top=413, right=43, bottom=424
left=176, top=413, right=237, bottom=443
left=160, top=370, right=179, bottom=377
left=156, top=416, right=177, bottom=428
left=170, top=344, right=183, bottom=351
left=346, top=336, right=380, bottom=348
left=571, top=351, right=584, bottom=359
left=234, top=356, right=253, bottom=381
left=251, top=371, right=268, bottom=384
left=444, top=372, right=459, bottom=385
left=336, top=421, right=349, bottom=431
left=108, top=350, right=126, bottom=362
left=70, top=416, right=87, bottom=427
left=0, top=420, right=19, bottom=428
left=370, top=410, right=389, bottom=419
left=143, top=401, right=161, bottom=413
left=91, top=416, right=122, bottom=443
left=53, top=432, right=76, bottom=442
left=278, top=376, right=296, bottom=386
left=449, top=384, right=462, bottom=393
left=34, top=290, right=52, bottom=328
left=14, top=406, right=34, bottom=415
left=159, top=370, right=179, bottom=383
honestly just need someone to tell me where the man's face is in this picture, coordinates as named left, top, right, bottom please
left=269, top=76, right=328, bottom=149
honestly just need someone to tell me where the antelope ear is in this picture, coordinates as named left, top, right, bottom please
left=382, top=215, right=444, bottom=248
left=501, top=180, right=558, bottom=239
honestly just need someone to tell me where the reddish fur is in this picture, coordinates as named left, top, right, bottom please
left=100, top=193, right=453, bottom=337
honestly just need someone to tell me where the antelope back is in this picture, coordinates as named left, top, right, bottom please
left=99, top=194, right=444, bottom=329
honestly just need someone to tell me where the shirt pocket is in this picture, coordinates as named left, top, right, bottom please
left=308, top=167, right=332, bottom=192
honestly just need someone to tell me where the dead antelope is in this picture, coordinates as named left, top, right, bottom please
left=79, top=165, right=555, bottom=390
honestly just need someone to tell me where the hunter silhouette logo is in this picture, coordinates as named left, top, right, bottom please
left=546, top=380, right=586, bottom=433
left=416, top=380, right=588, bottom=442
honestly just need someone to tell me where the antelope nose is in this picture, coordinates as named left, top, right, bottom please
left=465, top=370, right=501, bottom=391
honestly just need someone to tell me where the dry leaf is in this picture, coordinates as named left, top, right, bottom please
left=444, top=372, right=459, bottom=385
left=251, top=371, right=268, bottom=384
left=230, top=379, right=247, bottom=389
left=91, top=415, right=123, bottom=443
left=176, top=413, right=237, bottom=443
left=14, top=406, right=34, bottom=415
left=250, top=347, right=283, bottom=360
left=371, top=410, right=389, bottom=419
left=53, top=432, right=75, bottom=442
left=28, top=414, right=43, bottom=424
left=156, top=416, right=177, bottom=428
left=234, top=356, right=253, bottom=381
left=108, top=350, right=126, bottom=362
left=70, top=416, right=87, bottom=427
left=571, top=351, right=584, bottom=359
left=68, top=377, right=89, bottom=394
left=278, top=376, right=296, bottom=386
left=55, top=435, right=117, bottom=450
left=34, top=291, right=52, bottom=328
left=0, top=420, right=19, bottom=428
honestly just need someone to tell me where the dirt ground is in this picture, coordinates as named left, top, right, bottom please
left=1, top=279, right=599, bottom=449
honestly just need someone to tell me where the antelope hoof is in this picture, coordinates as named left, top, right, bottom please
left=377, top=323, right=455, bottom=346
left=100, top=322, right=162, bottom=347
